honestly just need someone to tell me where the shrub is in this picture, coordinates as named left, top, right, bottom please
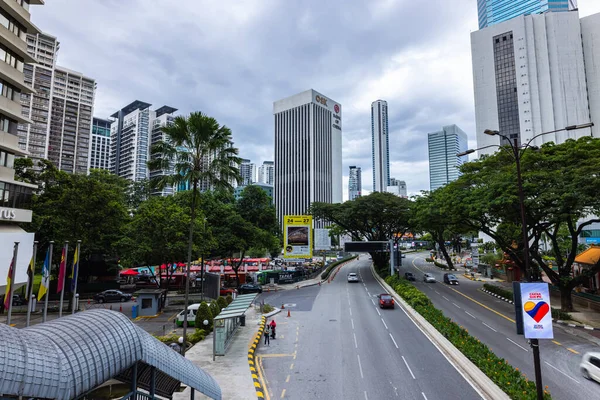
left=217, top=296, right=228, bottom=310
left=551, top=308, right=571, bottom=321
left=320, top=255, right=358, bottom=280
left=188, top=329, right=206, bottom=344
left=154, top=333, right=180, bottom=344
left=209, top=300, right=220, bottom=318
left=262, top=303, right=275, bottom=313
left=195, top=301, right=213, bottom=331
left=225, top=294, right=233, bottom=304
left=425, top=257, right=433, bottom=262
left=433, top=260, right=448, bottom=269
left=483, top=283, right=514, bottom=301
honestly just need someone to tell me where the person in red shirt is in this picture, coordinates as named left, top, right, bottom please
left=269, top=319, right=276, bottom=339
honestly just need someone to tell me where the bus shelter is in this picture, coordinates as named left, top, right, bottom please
left=212, top=293, right=257, bottom=359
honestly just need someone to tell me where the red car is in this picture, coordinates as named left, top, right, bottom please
left=378, top=293, right=394, bottom=309
left=220, top=287, right=237, bottom=296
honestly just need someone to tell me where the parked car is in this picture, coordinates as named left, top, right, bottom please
left=12, top=293, right=26, bottom=306
left=580, top=352, right=600, bottom=383
left=444, top=273, right=459, bottom=285
left=220, top=287, right=237, bottom=297
left=347, top=272, right=359, bottom=283
left=423, top=273, right=436, bottom=283
left=238, top=283, right=263, bottom=294
left=404, top=272, right=415, bottom=281
left=93, top=290, right=132, bottom=303
left=378, top=293, right=395, bottom=309
left=176, top=304, right=200, bottom=327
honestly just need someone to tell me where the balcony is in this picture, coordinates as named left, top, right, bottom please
left=1, top=0, right=42, bottom=35
left=0, top=23, right=34, bottom=62
left=0, top=95, right=31, bottom=124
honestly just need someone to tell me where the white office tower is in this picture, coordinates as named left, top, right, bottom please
left=149, top=106, right=177, bottom=196
left=428, top=125, right=468, bottom=191
left=89, top=117, right=111, bottom=171
left=371, top=99, right=389, bottom=192
left=348, top=166, right=361, bottom=201
left=239, top=159, right=256, bottom=186
left=386, top=179, right=407, bottom=197
left=274, top=89, right=342, bottom=228
left=258, top=160, right=274, bottom=185
left=471, top=11, right=596, bottom=154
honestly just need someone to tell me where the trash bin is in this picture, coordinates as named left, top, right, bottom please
left=132, top=305, right=138, bottom=319
left=240, top=314, right=246, bottom=327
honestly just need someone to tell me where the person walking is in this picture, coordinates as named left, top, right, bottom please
left=264, top=324, right=270, bottom=346
left=269, top=319, right=277, bottom=339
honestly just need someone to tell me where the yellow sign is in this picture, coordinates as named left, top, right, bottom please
left=283, top=215, right=312, bottom=259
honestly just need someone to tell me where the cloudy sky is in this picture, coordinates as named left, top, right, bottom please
left=31, top=0, right=600, bottom=199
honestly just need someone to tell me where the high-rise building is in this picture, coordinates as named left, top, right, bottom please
left=428, top=125, right=468, bottom=191
left=18, top=33, right=59, bottom=167
left=274, top=89, right=342, bottom=227
left=387, top=178, right=407, bottom=197
left=89, top=117, right=111, bottom=171
left=0, top=0, right=43, bottom=299
left=47, top=66, right=96, bottom=174
left=471, top=11, right=596, bottom=155
left=258, top=160, right=274, bottom=185
left=348, top=165, right=361, bottom=201
left=477, top=0, right=572, bottom=30
left=239, top=158, right=256, bottom=186
left=149, top=106, right=177, bottom=196
left=371, top=99, right=389, bottom=192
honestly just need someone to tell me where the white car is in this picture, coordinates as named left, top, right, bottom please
left=423, top=273, right=436, bottom=283
left=580, top=352, right=600, bottom=382
left=347, top=273, right=359, bottom=283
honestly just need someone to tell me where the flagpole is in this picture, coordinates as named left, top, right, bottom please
left=26, top=241, right=38, bottom=327
left=43, top=241, right=53, bottom=322
left=6, top=242, right=20, bottom=326
left=58, top=241, right=68, bottom=318
left=71, top=240, right=81, bottom=315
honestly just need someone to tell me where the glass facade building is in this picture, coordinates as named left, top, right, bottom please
left=371, top=100, right=389, bottom=192
left=477, top=0, right=571, bottom=29
left=348, top=165, right=361, bottom=201
left=427, top=125, right=468, bottom=191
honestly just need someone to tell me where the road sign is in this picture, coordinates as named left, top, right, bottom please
left=283, top=215, right=312, bottom=259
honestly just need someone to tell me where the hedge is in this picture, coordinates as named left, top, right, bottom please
left=155, top=328, right=206, bottom=345
left=385, top=275, right=550, bottom=400
left=320, top=255, right=358, bottom=280
left=483, top=284, right=571, bottom=321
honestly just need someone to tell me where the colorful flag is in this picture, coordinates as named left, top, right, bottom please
left=38, top=248, right=50, bottom=300
left=57, top=246, right=66, bottom=293
left=70, top=246, right=79, bottom=292
left=3, top=258, right=14, bottom=309
left=25, top=255, right=34, bottom=301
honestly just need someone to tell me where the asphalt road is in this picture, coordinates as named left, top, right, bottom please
left=256, top=258, right=484, bottom=400
left=403, top=252, right=600, bottom=400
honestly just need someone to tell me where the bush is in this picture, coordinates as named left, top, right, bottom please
left=209, top=300, right=220, bottom=318
left=551, top=308, right=571, bottom=321
left=320, top=255, right=358, bottom=280
left=483, top=283, right=514, bottom=301
left=385, top=275, right=550, bottom=400
left=225, top=294, right=233, bottom=304
left=195, top=301, right=213, bottom=331
left=188, top=329, right=206, bottom=344
left=425, top=257, right=433, bottom=262
left=433, top=260, right=448, bottom=269
left=217, top=296, right=228, bottom=310
left=262, top=303, right=274, bottom=313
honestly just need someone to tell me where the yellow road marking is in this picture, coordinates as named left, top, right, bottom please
left=448, top=287, right=516, bottom=323
left=256, top=356, right=271, bottom=400
left=167, top=311, right=179, bottom=322
left=552, top=340, right=562, bottom=346
left=280, top=389, right=286, bottom=398
left=567, top=348, right=580, bottom=354
left=286, top=375, right=290, bottom=383
left=290, top=363, right=294, bottom=370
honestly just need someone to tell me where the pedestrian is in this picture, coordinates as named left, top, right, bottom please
left=269, top=319, right=277, bottom=339
left=264, top=324, right=270, bottom=346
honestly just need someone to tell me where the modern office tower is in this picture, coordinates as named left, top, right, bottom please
left=149, top=106, right=177, bottom=196
left=477, top=0, right=571, bottom=30
left=387, top=178, right=407, bottom=197
left=428, top=125, right=468, bottom=191
left=471, top=11, right=595, bottom=155
left=89, top=117, right=111, bottom=171
left=274, top=89, right=342, bottom=227
left=239, top=158, right=256, bottom=186
left=258, top=160, right=274, bottom=185
left=18, top=32, right=59, bottom=167
left=371, top=99, right=389, bottom=192
left=47, top=66, right=96, bottom=174
left=348, top=165, right=361, bottom=201
left=0, top=0, right=44, bottom=300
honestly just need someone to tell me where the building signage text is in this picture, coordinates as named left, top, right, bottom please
left=0, top=208, right=16, bottom=220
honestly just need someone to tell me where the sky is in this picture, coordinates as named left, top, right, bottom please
left=30, top=0, right=600, bottom=200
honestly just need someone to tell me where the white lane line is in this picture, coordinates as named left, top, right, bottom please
left=421, top=393, right=428, bottom=400
left=465, top=311, right=477, bottom=319
left=482, top=322, right=497, bottom=332
left=443, top=296, right=450, bottom=301
left=389, top=333, right=399, bottom=348
left=375, top=307, right=381, bottom=316
left=357, top=354, right=364, bottom=378
left=544, top=361, right=580, bottom=383
left=349, top=308, right=352, bottom=316
left=364, top=391, right=368, bottom=400
left=371, top=298, right=376, bottom=305
left=354, top=332, right=358, bottom=348
left=507, top=337, right=529, bottom=352
left=452, top=302, right=461, bottom=309
left=367, top=291, right=371, bottom=296
left=402, top=356, right=416, bottom=379
left=381, top=318, right=388, bottom=330
left=351, top=318, right=355, bottom=330
left=434, top=290, right=440, bottom=294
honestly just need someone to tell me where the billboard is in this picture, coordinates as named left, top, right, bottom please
left=520, top=283, right=554, bottom=339
left=284, top=215, right=312, bottom=259
left=314, top=228, right=331, bottom=251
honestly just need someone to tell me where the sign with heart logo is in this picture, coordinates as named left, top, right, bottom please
left=520, top=283, right=554, bottom=339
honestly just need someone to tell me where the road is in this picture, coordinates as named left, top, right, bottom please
left=255, top=257, right=484, bottom=400
left=403, top=252, right=600, bottom=400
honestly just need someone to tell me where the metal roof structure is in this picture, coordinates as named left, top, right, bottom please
left=0, top=309, right=221, bottom=399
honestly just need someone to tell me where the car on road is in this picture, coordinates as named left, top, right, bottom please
left=404, top=272, right=416, bottom=281
left=93, top=290, right=132, bottom=303
left=238, top=283, right=263, bottom=294
left=220, top=287, right=237, bottom=297
left=444, top=273, right=459, bottom=285
left=176, top=303, right=200, bottom=327
left=580, top=352, right=600, bottom=383
left=347, top=272, right=359, bottom=282
left=378, top=293, right=395, bottom=309
left=423, top=273, right=436, bottom=283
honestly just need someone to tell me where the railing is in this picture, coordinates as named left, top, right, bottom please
left=121, top=391, right=155, bottom=400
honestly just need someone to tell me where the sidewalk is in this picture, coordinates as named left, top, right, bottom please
left=463, top=272, right=505, bottom=283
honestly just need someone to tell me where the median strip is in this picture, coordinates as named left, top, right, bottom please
left=248, top=316, right=267, bottom=399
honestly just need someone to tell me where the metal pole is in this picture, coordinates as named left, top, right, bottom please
left=26, top=241, right=37, bottom=327
left=71, top=240, right=81, bottom=314
left=389, top=239, right=394, bottom=277
left=182, top=182, right=198, bottom=356
left=213, top=324, right=216, bottom=361
left=43, top=241, right=53, bottom=322
left=6, top=242, right=19, bottom=325
left=513, top=138, right=531, bottom=280
left=200, top=218, right=206, bottom=302
left=531, top=339, right=544, bottom=400
left=58, top=241, right=69, bottom=318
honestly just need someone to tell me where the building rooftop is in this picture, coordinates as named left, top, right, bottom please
left=156, top=105, right=178, bottom=118
left=111, top=100, right=152, bottom=118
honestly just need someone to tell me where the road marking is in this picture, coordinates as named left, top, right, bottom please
left=256, top=356, right=271, bottom=400
left=552, top=340, right=562, bottom=346
left=507, top=338, right=529, bottom=352
left=448, top=287, right=516, bottom=323
left=465, top=311, right=476, bottom=319
left=167, top=311, right=179, bottom=321
left=375, top=307, right=381, bottom=316
left=422, top=393, right=429, bottom=400
left=434, top=290, right=440, bottom=294
left=351, top=318, right=355, bottom=330
left=544, top=361, right=580, bottom=383
left=381, top=318, right=388, bottom=329
left=357, top=354, right=364, bottom=378
left=389, top=333, right=399, bottom=348
left=371, top=299, right=375, bottom=305
left=442, top=296, right=450, bottom=301
left=482, top=322, right=497, bottom=332
left=453, top=303, right=461, bottom=309
left=258, top=353, right=295, bottom=358
left=280, top=389, right=286, bottom=399
left=567, top=347, right=580, bottom=354
left=354, top=332, right=358, bottom=348
left=367, top=291, right=371, bottom=296
left=364, top=391, right=368, bottom=400
left=285, top=375, right=290, bottom=383
left=402, top=356, right=416, bottom=379
left=349, top=308, right=352, bottom=316
left=289, top=363, right=294, bottom=370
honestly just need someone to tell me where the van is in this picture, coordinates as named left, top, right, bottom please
left=176, top=303, right=200, bottom=327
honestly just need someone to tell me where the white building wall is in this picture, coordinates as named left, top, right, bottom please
left=371, top=100, right=389, bottom=192
left=581, top=13, right=600, bottom=138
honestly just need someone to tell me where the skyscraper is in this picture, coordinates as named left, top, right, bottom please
left=274, top=89, right=342, bottom=227
left=371, top=100, right=389, bottom=192
left=428, top=125, right=468, bottom=191
left=89, top=117, right=111, bottom=171
left=387, top=178, right=407, bottom=198
left=477, top=0, right=571, bottom=30
left=258, top=160, right=274, bottom=185
left=149, top=106, right=177, bottom=196
left=239, top=159, right=256, bottom=186
left=348, top=166, right=361, bottom=201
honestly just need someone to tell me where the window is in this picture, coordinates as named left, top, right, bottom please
left=590, top=357, right=600, bottom=369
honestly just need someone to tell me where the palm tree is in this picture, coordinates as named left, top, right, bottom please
left=148, top=111, right=242, bottom=354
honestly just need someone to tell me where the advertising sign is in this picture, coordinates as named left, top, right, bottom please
left=284, top=215, right=312, bottom=259
left=520, top=283, right=554, bottom=339
left=314, top=228, right=331, bottom=251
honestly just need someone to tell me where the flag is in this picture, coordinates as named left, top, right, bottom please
left=38, top=248, right=50, bottom=300
left=57, top=246, right=66, bottom=293
left=70, top=246, right=79, bottom=292
left=3, top=258, right=14, bottom=309
left=25, top=255, right=34, bottom=301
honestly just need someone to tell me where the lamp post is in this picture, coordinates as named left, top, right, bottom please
left=200, top=217, right=207, bottom=302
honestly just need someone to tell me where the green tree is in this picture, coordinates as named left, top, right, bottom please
left=225, top=294, right=233, bottom=304
left=209, top=300, right=220, bottom=319
left=127, top=178, right=152, bottom=210
left=217, top=295, right=228, bottom=310
left=13, top=157, right=38, bottom=184
left=195, top=301, right=213, bottom=331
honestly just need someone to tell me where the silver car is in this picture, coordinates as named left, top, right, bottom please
left=423, top=273, right=436, bottom=283
left=581, top=352, right=600, bottom=383
left=347, top=272, right=359, bottom=282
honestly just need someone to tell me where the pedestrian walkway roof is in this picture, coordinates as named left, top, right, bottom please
left=214, top=293, right=257, bottom=321
left=0, top=309, right=221, bottom=400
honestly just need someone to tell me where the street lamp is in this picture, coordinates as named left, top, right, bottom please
left=200, top=217, right=207, bottom=302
